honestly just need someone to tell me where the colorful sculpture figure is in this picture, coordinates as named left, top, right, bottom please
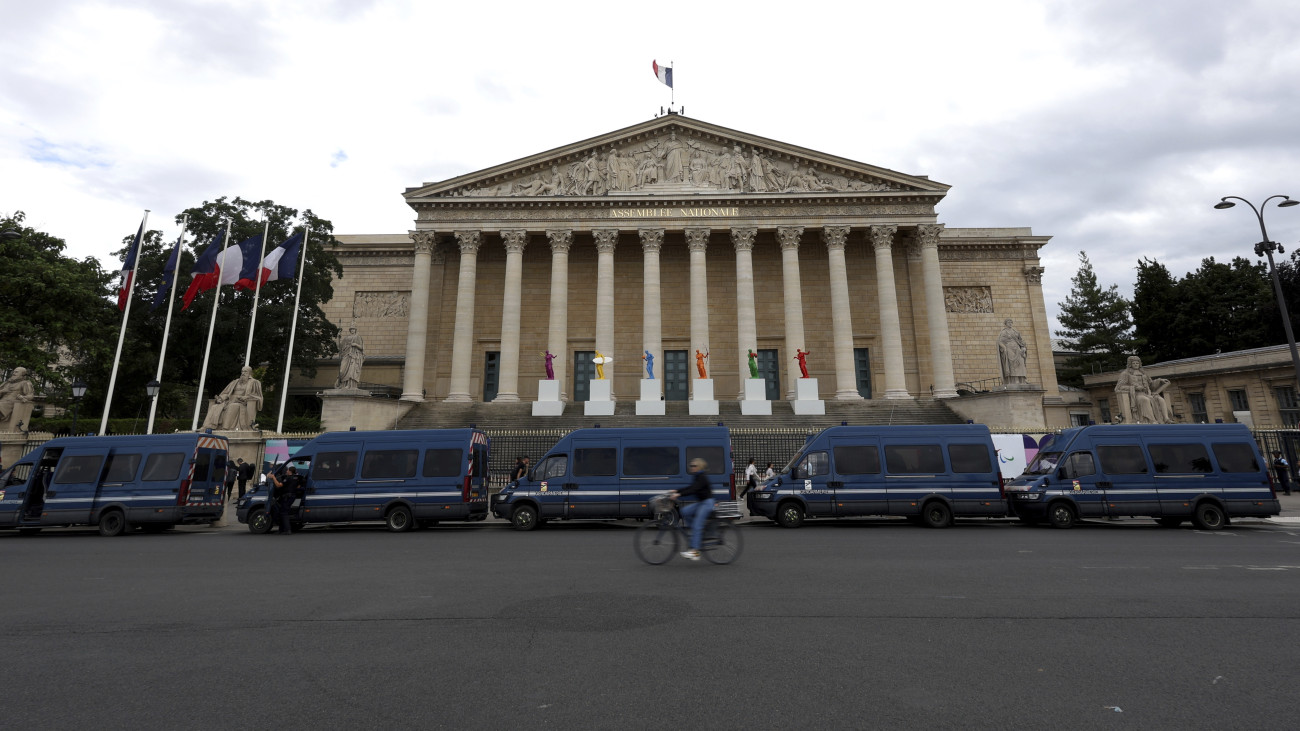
left=593, top=351, right=608, bottom=380
left=795, top=349, right=810, bottom=379
left=695, top=349, right=709, bottom=379
left=643, top=350, right=655, bottom=379
left=543, top=350, right=556, bottom=380
left=747, top=349, right=759, bottom=379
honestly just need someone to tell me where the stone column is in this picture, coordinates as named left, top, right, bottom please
left=493, top=229, right=527, bottom=402
left=546, top=230, right=573, bottom=400
left=918, top=224, right=958, bottom=398
left=444, top=230, right=481, bottom=403
left=401, top=231, right=436, bottom=402
left=732, top=227, right=758, bottom=399
left=593, top=229, right=618, bottom=398
left=686, top=227, right=712, bottom=377
left=640, top=228, right=665, bottom=382
left=778, top=226, right=806, bottom=399
left=824, top=226, right=863, bottom=400
left=1024, top=265, right=1060, bottom=393
left=871, top=225, right=911, bottom=399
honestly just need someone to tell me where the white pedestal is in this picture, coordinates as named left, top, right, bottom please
left=532, top=379, right=564, bottom=417
left=636, top=379, right=664, bottom=415
left=689, top=378, right=719, bottom=416
left=584, top=379, right=615, bottom=416
left=740, top=378, right=771, bottom=415
left=792, top=378, right=825, bottom=415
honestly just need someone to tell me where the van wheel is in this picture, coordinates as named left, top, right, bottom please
left=385, top=505, right=414, bottom=532
left=921, top=501, right=953, bottom=528
left=248, top=509, right=273, bottom=534
left=1192, top=503, right=1226, bottom=531
left=1157, top=517, right=1183, bottom=529
left=1048, top=502, right=1076, bottom=529
left=98, top=509, right=128, bottom=537
left=776, top=502, right=804, bottom=528
left=511, top=504, right=541, bottom=531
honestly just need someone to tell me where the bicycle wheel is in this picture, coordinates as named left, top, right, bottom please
left=634, top=521, right=679, bottom=565
left=703, top=521, right=743, bottom=565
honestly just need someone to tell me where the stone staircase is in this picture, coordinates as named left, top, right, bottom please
left=396, top=397, right=965, bottom=431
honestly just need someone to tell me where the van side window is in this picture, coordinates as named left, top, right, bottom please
left=422, top=449, right=463, bottom=477
left=884, top=445, right=945, bottom=474
left=362, top=450, right=418, bottom=479
left=54, top=455, right=103, bottom=484
left=574, top=448, right=617, bottom=476
left=948, top=444, right=992, bottom=474
left=686, top=446, right=726, bottom=474
left=832, top=446, right=880, bottom=474
left=624, top=446, right=680, bottom=476
left=4, top=464, right=31, bottom=487
left=535, top=455, right=568, bottom=480
left=103, top=454, right=142, bottom=482
left=796, top=452, right=829, bottom=479
left=315, top=451, right=358, bottom=480
left=141, top=453, right=185, bottom=481
left=1212, top=443, right=1261, bottom=473
left=1059, top=452, right=1096, bottom=479
left=1096, top=445, right=1149, bottom=474
left=1148, top=444, right=1214, bottom=474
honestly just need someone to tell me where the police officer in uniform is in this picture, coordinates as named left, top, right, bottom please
left=266, top=465, right=305, bottom=534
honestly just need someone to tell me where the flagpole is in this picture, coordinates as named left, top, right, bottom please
left=147, top=215, right=187, bottom=435
left=192, top=220, right=233, bottom=431
left=243, top=218, right=271, bottom=367
left=100, top=210, right=149, bottom=436
left=276, top=226, right=311, bottom=433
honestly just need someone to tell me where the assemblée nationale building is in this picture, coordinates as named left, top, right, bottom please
left=300, top=114, right=1067, bottom=429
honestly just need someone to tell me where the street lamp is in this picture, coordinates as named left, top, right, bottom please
left=145, top=380, right=161, bottom=434
left=70, top=379, right=87, bottom=435
left=1215, top=195, right=1300, bottom=394
left=1, top=229, right=21, bottom=240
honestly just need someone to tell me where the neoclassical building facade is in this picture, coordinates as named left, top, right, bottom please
left=307, top=115, right=1066, bottom=427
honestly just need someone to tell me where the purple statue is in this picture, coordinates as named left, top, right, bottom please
left=543, top=350, right=556, bottom=380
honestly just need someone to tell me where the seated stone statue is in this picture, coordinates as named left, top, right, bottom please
left=0, top=366, right=36, bottom=432
left=201, top=366, right=264, bottom=431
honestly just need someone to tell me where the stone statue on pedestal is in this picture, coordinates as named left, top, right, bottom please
left=0, top=367, right=36, bottom=431
left=543, top=350, right=556, bottom=380
left=643, top=351, right=654, bottom=379
left=335, top=327, right=365, bottom=390
left=795, top=349, right=810, bottom=379
left=202, top=366, right=264, bottom=431
left=695, top=350, right=709, bottom=379
left=997, top=319, right=1028, bottom=386
left=1114, top=356, right=1173, bottom=424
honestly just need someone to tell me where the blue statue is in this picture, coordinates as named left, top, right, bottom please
left=643, top=350, right=655, bottom=379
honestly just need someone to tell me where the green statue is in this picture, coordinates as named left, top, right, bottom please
left=747, top=349, right=759, bottom=379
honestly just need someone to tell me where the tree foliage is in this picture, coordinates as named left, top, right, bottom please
left=1055, top=252, right=1137, bottom=386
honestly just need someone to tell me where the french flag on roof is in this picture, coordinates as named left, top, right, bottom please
left=259, top=231, right=304, bottom=286
left=117, top=220, right=145, bottom=310
left=652, top=60, right=672, bottom=88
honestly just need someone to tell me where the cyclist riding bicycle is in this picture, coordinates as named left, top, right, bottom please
left=668, top=457, right=714, bottom=561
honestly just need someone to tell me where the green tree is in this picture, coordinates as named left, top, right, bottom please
left=0, top=211, right=117, bottom=402
left=1055, top=252, right=1137, bottom=386
left=1132, top=257, right=1180, bottom=363
left=1170, top=256, right=1274, bottom=358
left=104, top=197, right=343, bottom=427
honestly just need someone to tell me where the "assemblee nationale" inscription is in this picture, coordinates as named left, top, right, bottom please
left=608, top=206, right=741, bottom=219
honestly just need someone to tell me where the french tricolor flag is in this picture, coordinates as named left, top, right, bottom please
left=258, top=231, right=304, bottom=286
left=182, top=232, right=224, bottom=310
left=117, top=220, right=145, bottom=310
left=652, top=60, right=672, bottom=88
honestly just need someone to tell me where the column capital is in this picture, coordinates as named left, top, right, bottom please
left=916, top=223, right=944, bottom=250
left=777, top=226, right=804, bottom=251
left=685, top=227, right=711, bottom=252
left=546, top=229, right=573, bottom=254
left=639, top=227, right=665, bottom=252
left=454, top=230, right=481, bottom=255
left=731, top=227, right=757, bottom=251
left=411, top=230, right=437, bottom=255
left=1024, top=265, right=1045, bottom=284
left=500, top=229, right=528, bottom=254
left=593, top=228, right=619, bottom=253
left=822, top=225, right=850, bottom=251
left=869, top=224, right=898, bottom=251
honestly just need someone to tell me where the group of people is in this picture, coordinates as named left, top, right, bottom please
left=221, top=458, right=257, bottom=502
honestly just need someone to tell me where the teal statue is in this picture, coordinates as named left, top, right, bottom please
left=643, top=350, right=655, bottom=379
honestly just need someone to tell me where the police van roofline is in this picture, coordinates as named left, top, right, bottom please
left=34, top=433, right=229, bottom=448
left=306, top=427, right=486, bottom=443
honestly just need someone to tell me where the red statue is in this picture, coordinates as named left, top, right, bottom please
left=795, top=349, right=810, bottom=379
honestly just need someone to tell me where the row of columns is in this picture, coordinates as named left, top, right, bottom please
left=402, top=224, right=958, bottom=404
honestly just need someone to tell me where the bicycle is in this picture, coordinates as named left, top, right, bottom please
left=634, top=493, right=744, bottom=565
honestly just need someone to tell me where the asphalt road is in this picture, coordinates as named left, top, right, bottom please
left=3, top=514, right=1298, bottom=730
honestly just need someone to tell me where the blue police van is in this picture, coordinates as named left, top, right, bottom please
left=747, top=424, right=1005, bottom=528
left=0, top=433, right=230, bottom=536
left=491, top=427, right=734, bottom=530
left=236, top=428, right=491, bottom=533
left=1004, top=423, right=1280, bottom=529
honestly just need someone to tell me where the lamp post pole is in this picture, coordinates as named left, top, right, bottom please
left=1215, top=195, right=1300, bottom=395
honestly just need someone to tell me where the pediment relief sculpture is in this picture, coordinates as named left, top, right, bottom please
left=442, top=131, right=902, bottom=199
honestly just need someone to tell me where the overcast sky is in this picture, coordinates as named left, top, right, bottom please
left=3, top=0, right=1298, bottom=333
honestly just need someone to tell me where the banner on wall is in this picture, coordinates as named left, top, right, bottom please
left=992, top=434, right=1028, bottom=479
left=262, top=438, right=311, bottom=473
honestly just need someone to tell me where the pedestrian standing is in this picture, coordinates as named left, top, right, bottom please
left=236, top=458, right=254, bottom=500
left=223, top=461, right=237, bottom=502
left=512, top=455, right=530, bottom=482
left=1272, top=451, right=1292, bottom=496
left=266, top=466, right=304, bottom=534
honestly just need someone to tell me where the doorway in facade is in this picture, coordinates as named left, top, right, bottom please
left=854, top=347, right=873, bottom=399
left=757, top=349, right=781, bottom=400
left=664, top=350, right=688, bottom=401
left=483, top=351, right=499, bottom=402
left=573, top=350, right=595, bottom=402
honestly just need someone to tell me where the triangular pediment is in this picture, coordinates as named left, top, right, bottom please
left=404, top=115, right=948, bottom=201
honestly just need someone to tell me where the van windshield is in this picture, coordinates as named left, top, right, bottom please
left=778, top=453, right=803, bottom=476
left=1026, top=451, right=1062, bottom=475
